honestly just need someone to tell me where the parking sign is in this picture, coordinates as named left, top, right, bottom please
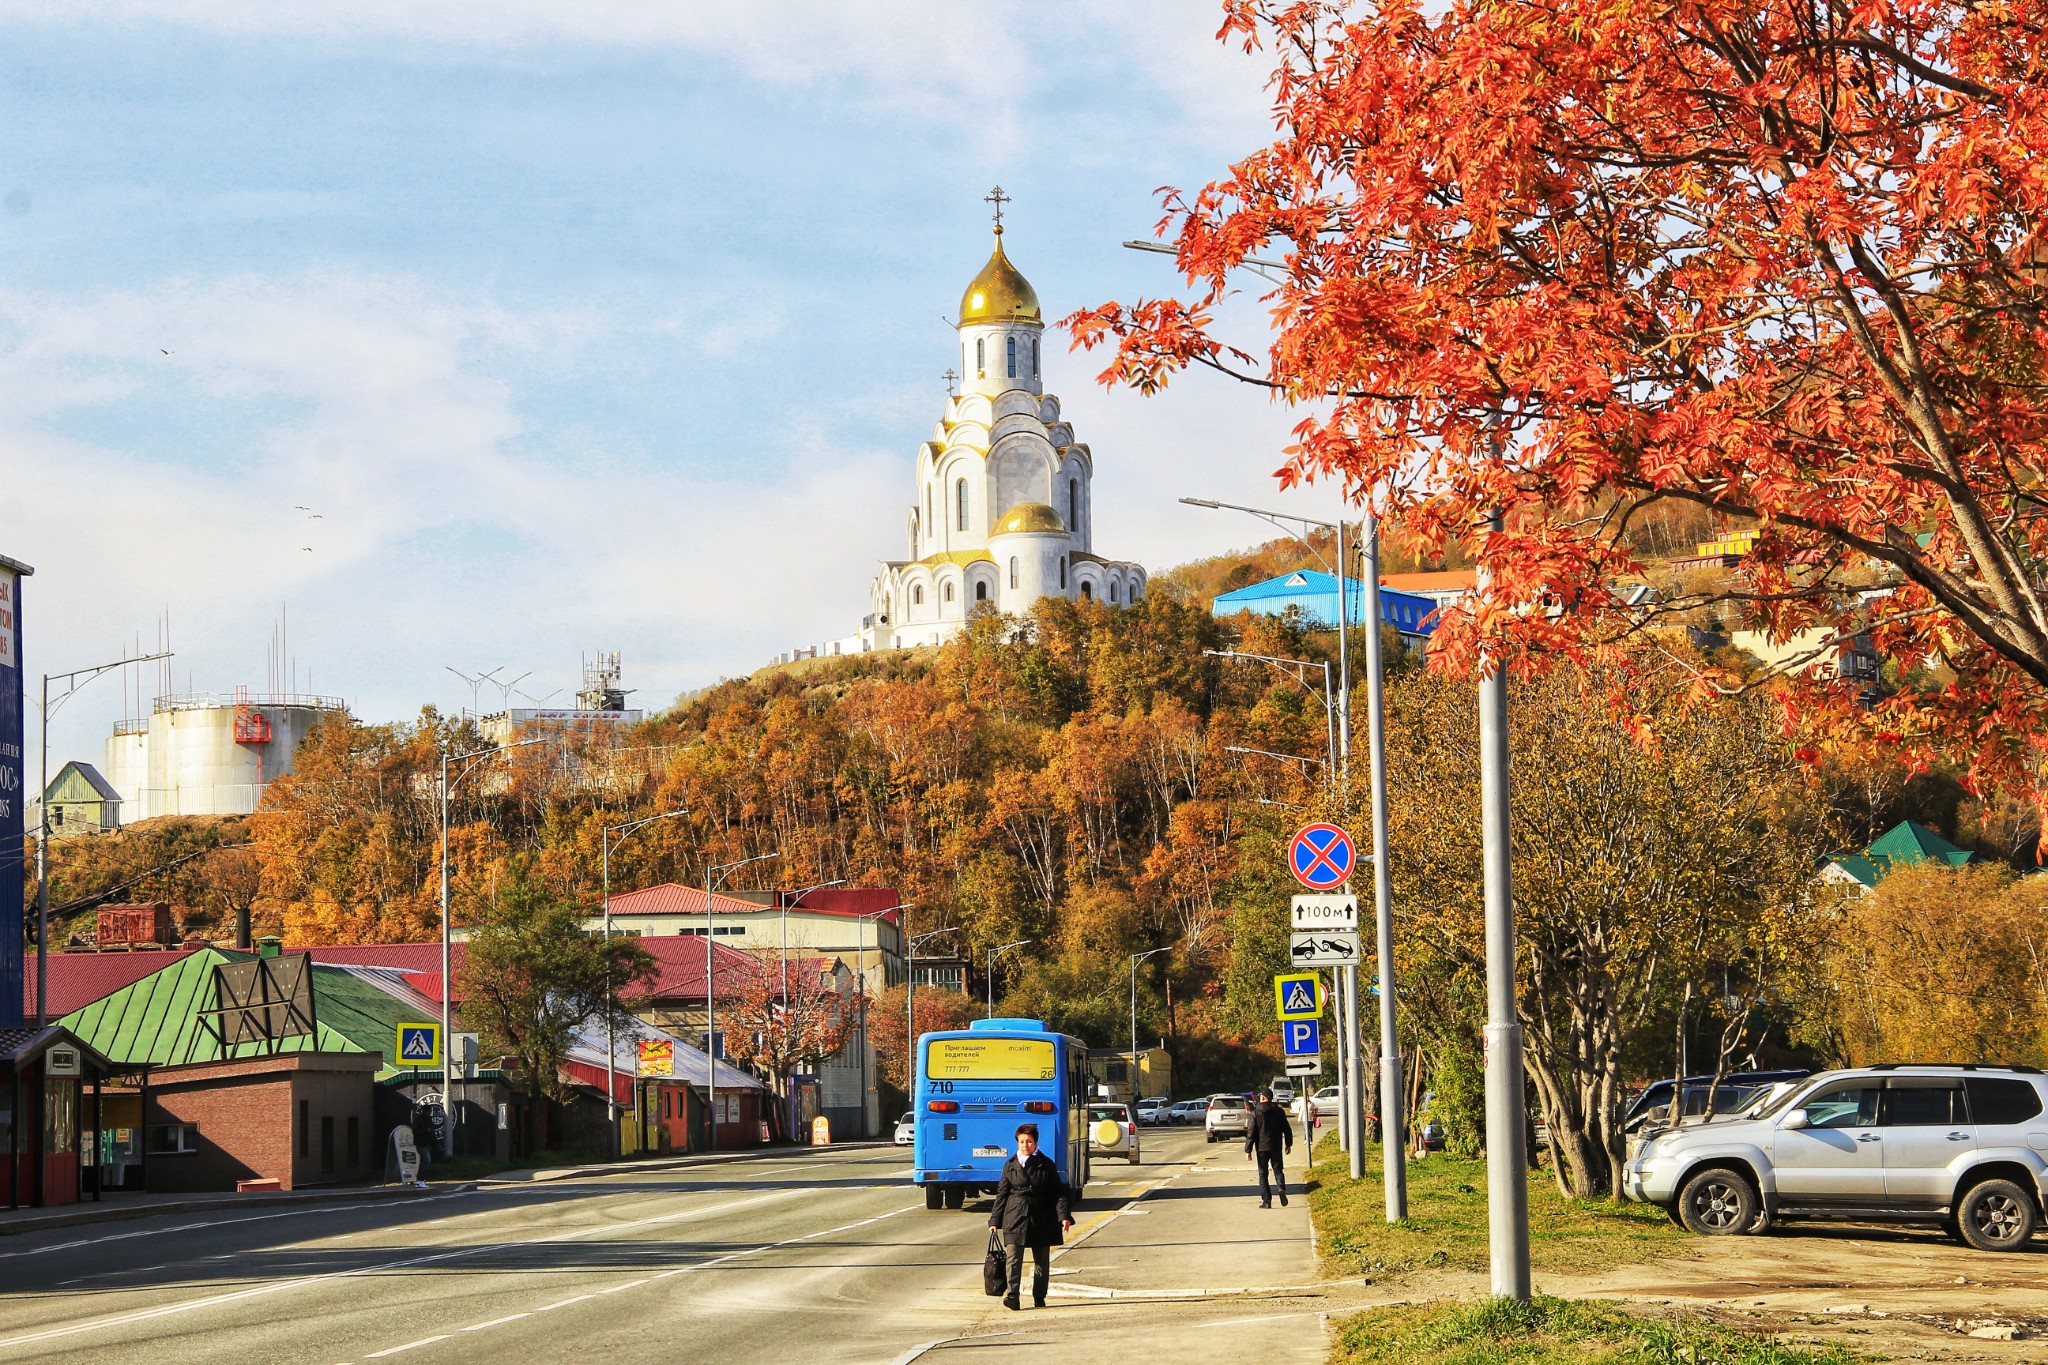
left=1283, top=1019, right=1320, bottom=1055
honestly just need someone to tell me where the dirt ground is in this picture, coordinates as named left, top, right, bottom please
left=1529, top=1221, right=2048, bottom=1362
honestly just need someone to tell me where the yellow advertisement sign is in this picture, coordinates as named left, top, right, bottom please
left=637, top=1040, right=674, bottom=1076
left=926, top=1038, right=1057, bottom=1082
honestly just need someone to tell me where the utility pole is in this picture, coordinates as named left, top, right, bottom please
left=987, top=939, right=1031, bottom=1017
left=1129, top=947, right=1169, bottom=1104
left=1361, top=516, right=1406, bottom=1219
left=704, top=852, right=777, bottom=1150
left=1479, top=506, right=1531, bottom=1300
left=601, top=807, right=689, bottom=1159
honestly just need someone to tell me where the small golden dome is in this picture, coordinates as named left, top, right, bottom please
left=959, top=230, right=1042, bottom=326
left=992, top=501, right=1066, bottom=535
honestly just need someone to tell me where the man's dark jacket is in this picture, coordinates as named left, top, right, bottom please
left=989, top=1150, right=1072, bottom=1246
left=1245, top=1100, right=1295, bottom=1156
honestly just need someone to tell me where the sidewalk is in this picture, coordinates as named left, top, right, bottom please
left=0, top=1181, right=465, bottom=1239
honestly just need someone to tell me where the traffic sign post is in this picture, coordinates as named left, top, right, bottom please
left=1273, top=973, right=1323, bottom=1020
left=1287, top=824, right=1357, bottom=891
left=1291, top=894, right=1359, bottom=932
left=1290, top=931, right=1362, bottom=967
left=1285, top=1055, right=1320, bottom=1077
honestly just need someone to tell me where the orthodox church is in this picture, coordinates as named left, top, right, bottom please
left=857, top=197, right=1147, bottom=652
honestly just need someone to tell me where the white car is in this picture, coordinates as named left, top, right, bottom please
left=1166, top=1098, right=1209, bottom=1126
left=1135, top=1097, right=1171, bottom=1126
left=1307, top=1086, right=1344, bottom=1119
left=1088, top=1103, right=1140, bottom=1163
left=1204, top=1093, right=1250, bottom=1143
left=892, top=1111, right=914, bottom=1146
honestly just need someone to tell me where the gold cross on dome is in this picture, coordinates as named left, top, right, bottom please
left=985, top=186, right=1010, bottom=231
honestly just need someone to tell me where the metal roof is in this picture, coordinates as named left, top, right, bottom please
left=24, top=947, right=208, bottom=1018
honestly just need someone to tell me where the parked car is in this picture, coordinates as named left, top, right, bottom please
left=1135, top=1097, right=1171, bottom=1126
left=1269, top=1078, right=1296, bottom=1105
left=1166, top=1098, right=1210, bottom=1126
left=1626, top=1064, right=2048, bottom=1251
left=1623, top=1070, right=1811, bottom=1137
left=1205, top=1093, right=1250, bottom=1143
left=1088, top=1103, right=1141, bottom=1164
left=893, top=1111, right=915, bottom=1146
left=1307, top=1086, right=1344, bottom=1120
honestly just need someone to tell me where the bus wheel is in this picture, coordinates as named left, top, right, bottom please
left=943, top=1186, right=965, bottom=1209
left=925, top=1185, right=943, bottom=1210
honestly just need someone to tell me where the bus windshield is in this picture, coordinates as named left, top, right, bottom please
left=925, top=1037, right=1058, bottom=1082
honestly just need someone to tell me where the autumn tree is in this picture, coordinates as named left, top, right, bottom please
left=719, top=950, right=863, bottom=1116
left=1074, top=0, right=2048, bottom=790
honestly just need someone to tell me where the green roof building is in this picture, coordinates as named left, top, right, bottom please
left=1822, top=819, right=1975, bottom=892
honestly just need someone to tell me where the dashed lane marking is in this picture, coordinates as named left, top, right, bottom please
left=0, top=1193, right=477, bottom=1260
left=365, top=1335, right=450, bottom=1358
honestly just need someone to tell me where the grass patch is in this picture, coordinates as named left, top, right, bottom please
left=1331, top=1295, right=1870, bottom=1365
left=1309, top=1133, right=1686, bottom=1278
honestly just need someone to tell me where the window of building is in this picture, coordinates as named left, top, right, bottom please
left=1068, top=478, right=1078, bottom=530
left=943, top=582, right=954, bottom=603
left=976, top=337, right=985, bottom=374
left=346, top=1115, right=360, bottom=1168
left=956, top=478, right=968, bottom=531
left=1109, top=581, right=1119, bottom=603
left=1080, top=582, right=1092, bottom=601
left=913, top=585, right=924, bottom=606
left=298, top=1100, right=309, bottom=1157
left=1058, top=557, right=1067, bottom=589
left=1006, top=336, right=1017, bottom=378
left=1030, top=337, right=1038, bottom=374
left=320, top=1115, right=335, bottom=1173
left=976, top=581, right=988, bottom=602
left=146, top=1123, right=198, bottom=1155
left=1009, top=557, right=1019, bottom=589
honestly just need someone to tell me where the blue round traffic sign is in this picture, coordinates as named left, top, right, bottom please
left=1288, top=823, right=1356, bottom=890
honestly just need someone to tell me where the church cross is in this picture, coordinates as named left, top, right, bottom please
left=985, top=186, right=1010, bottom=231
left=943, top=368, right=958, bottom=395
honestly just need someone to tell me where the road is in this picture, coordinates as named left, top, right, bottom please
left=0, top=1125, right=1361, bottom=1364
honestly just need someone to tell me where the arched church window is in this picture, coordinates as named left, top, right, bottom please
left=913, top=585, right=924, bottom=606
left=976, top=338, right=985, bottom=375
left=956, top=478, right=969, bottom=531
left=1059, top=557, right=1067, bottom=589
left=976, top=581, right=988, bottom=602
left=1081, top=582, right=1092, bottom=602
left=1068, top=478, right=1079, bottom=531
left=1030, top=338, right=1038, bottom=374
left=1009, top=557, right=1019, bottom=590
left=1109, top=581, right=1119, bottom=603
left=1006, top=336, right=1017, bottom=378
left=943, top=582, right=955, bottom=604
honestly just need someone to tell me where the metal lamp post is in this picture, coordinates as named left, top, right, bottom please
left=855, top=905, right=907, bottom=1139
left=905, top=925, right=959, bottom=1102
left=1184, top=494, right=1393, bottom=1198
left=601, top=807, right=690, bottom=1160
left=702, top=851, right=779, bottom=1151
left=776, top=878, right=845, bottom=1140
left=1128, top=947, right=1170, bottom=1104
left=986, top=939, right=1031, bottom=1018
left=33, top=650, right=170, bottom=1025
left=439, top=735, right=545, bottom=1158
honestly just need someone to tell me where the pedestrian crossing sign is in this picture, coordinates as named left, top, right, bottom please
left=396, top=1023, right=442, bottom=1070
left=1274, top=973, right=1323, bottom=1021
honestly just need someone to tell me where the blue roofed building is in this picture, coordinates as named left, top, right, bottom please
left=1211, top=570, right=1441, bottom=644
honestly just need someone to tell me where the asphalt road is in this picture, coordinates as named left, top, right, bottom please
left=0, top=1124, right=1362, bottom=1364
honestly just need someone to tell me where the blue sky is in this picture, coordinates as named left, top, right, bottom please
left=0, top=2, right=1345, bottom=775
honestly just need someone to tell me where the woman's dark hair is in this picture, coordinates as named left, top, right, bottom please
left=1015, top=1123, right=1040, bottom=1141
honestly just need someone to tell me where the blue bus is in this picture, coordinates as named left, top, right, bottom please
left=911, top=1018, right=1089, bottom=1209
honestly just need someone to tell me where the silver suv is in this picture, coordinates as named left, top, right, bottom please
left=1625, top=1064, right=2048, bottom=1251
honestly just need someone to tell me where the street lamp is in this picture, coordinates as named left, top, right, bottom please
left=33, top=650, right=171, bottom=1024
left=986, top=939, right=1031, bottom=1018
left=1207, top=648, right=1338, bottom=782
left=703, top=851, right=779, bottom=1151
left=856, top=904, right=910, bottom=1138
left=1128, top=947, right=1170, bottom=1104
left=1185, top=494, right=1397, bottom=1204
left=601, top=807, right=690, bottom=1159
left=440, top=734, right=546, bottom=1157
left=769, top=878, right=843, bottom=1139
left=905, top=925, right=960, bottom=1100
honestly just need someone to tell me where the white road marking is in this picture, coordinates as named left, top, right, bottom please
left=0, top=1194, right=475, bottom=1260
left=536, top=1296, right=592, bottom=1312
left=597, top=1279, right=648, bottom=1294
left=461, top=1315, right=529, bottom=1331
left=365, top=1334, right=450, bottom=1357
left=0, top=1189, right=802, bottom=1351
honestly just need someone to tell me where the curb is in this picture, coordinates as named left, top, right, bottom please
left=476, top=1140, right=897, bottom=1185
left=0, top=1181, right=476, bottom=1238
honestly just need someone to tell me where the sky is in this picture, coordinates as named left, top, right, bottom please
left=0, top=1, right=1348, bottom=778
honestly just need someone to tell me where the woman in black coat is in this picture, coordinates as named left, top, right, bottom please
left=987, top=1123, right=1073, bottom=1310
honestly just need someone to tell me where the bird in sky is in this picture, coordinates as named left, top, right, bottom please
left=293, top=505, right=311, bottom=512
left=159, top=349, right=172, bottom=355
left=307, top=513, right=323, bottom=519
left=301, top=547, right=313, bottom=553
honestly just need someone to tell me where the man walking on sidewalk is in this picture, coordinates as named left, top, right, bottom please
left=1244, top=1088, right=1294, bottom=1208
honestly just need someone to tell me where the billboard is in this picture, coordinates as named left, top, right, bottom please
left=0, top=561, right=24, bottom=1029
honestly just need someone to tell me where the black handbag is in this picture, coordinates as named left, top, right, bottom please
left=982, top=1228, right=1007, bottom=1297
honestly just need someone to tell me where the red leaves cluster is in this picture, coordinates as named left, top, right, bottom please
left=1072, top=0, right=2048, bottom=796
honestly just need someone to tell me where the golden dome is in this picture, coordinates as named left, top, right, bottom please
left=959, top=230, right=1042, bottom=326
left=992, top=501, right=1066, bottom=535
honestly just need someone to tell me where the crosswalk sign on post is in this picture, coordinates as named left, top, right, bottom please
left=1283, top=1018, right=1321, bottom=1055
left=1274, top=972, right=1323, bottom=1020
left=396, top=1023, right=442, bottom=1070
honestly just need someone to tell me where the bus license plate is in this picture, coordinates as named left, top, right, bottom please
left=974, top=1145, right=1006, bottom=1158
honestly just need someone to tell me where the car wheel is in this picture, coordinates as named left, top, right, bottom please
left=1676, top=1167, right=1758, bottom=1236
left=925, top=1185, right=943, bottom=1210
left=1957, top=1178, right=2039, bottom=1252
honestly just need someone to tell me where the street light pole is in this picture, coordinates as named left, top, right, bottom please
left=986, top=939, right=1031, bottom=1018
left=1361, top=516, right=1407, bottom=1220
left=440, top=735, right=545, bottom=1158
left=905, top=924, right=958, bottom=1104
left=777, top=878, right=844, bottom=1139
left=33, top=651, right=170, bottom=1025
left=601, top=807, right=689, bottom=1160
left=1129, top=947, right=1169, bottom=1104
left=855, top=906, right=905, bottom=1139
left=704, top=851, right=778, bottom=1151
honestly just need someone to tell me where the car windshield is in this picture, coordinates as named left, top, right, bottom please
left=1744, top=1075, right=1829, bottom=1121
left=898, top=1113, right=912, bottom=1123
left=1211, top=1096, right=1246, bottom=1109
